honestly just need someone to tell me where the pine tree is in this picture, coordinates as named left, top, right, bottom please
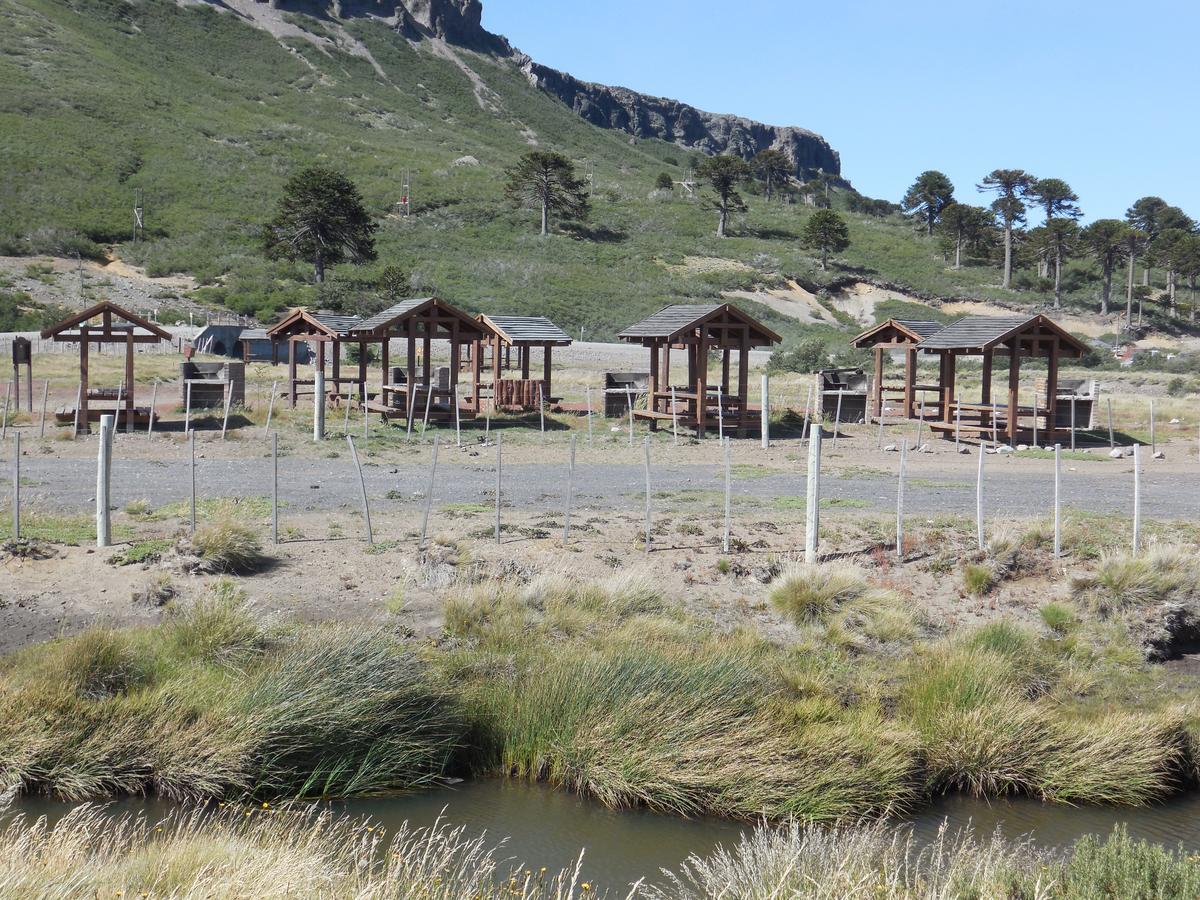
left=503, top=151, right=589, bottom=236
left=977, top=169, right=1035, bottom=289
left=937, top=203, right=992, bottom=269
left=902, top=170, right=955, bottom=235
left=1081, top=219, right=1129, bottom=317
left=802, top=209, right=851, bottom=270
left=261, top=166, right=377, bottom=283
left=695, top=155, right=750, bottom=237
left=751, top=149, right=793, bottom=201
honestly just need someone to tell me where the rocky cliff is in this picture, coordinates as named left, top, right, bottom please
left=260, top=0, right=841, bottom=177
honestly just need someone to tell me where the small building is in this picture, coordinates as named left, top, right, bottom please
left=473, top=314, right=573, bottom=410
left=194, top=325, right=308, bottom=364
left=618, top=303, right=781, bottom=437
left=851, top=318, right=945, bottom=419
left=265, top=309, right=364, bottom=407
left=40, top=300, right=175, bottom=433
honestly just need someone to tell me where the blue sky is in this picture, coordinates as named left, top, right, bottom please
left=483, top=0, right=1198, bottom=223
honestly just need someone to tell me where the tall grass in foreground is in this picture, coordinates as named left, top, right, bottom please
left=0, top=590, right=461, bottom=801
left=2, top=796, right=1199, bottom=899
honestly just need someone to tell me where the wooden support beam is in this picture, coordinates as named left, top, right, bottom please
left=288, top=338, right=297, bottom=408
left=1046, top=338, right=1059, bottom=439
left=648, top=342, right=659, bottom=419
left=542, top=343, right=552, bottom=399
left=904, top=348, right=916, bottom=418
left=124, top=331, right=135, bottom=431
left=1007, top=351, right=1021, bottom=443
left=696, top=325, right=708, bottom=438
left=873, top=346, right=884, bottom=418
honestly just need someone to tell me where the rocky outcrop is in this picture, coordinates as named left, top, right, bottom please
left=249, top=0, right=841, bottom=176
left=516, top=59, right=839, bottom=178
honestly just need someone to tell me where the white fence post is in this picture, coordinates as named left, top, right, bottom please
left=96, top=414, right=113, bottom=548
left=626, top=385, right=634, bottom=446
left=896, top=440, right=907, bottom=560
left=147, top=381, right=158, bottom=439
left=671, top=385, right=679, bottom=446
left=723, top=436, right=732, bottom=553
left=805, top=424, right=821, bottom=564
left=494, top=434, right=502, bottom=544
left=716, top=384, right=725, bottom=441
left=760, top=374, right=769, bottom=449
left=1132, top=443, right=1142, bottom=555
left=264, top=380, right=278, bottom=436
left=538, top=382, right=546, bottom=441
left=184, top=382, right=192, bottom=435
left=313, top=370, right=325, bottom=441
left=11, top=432, right=19, bottom=541
left=454, top=383, right=462, bottom=448
left=189, top=429, right=196, bottom=537
left=221, top=381, right=233, bottom=441
left=1053, top=443, right=1062, bottom=559
left=1150, top=399, right=1156, bottom=455
left=562, top=434, right=576, bottom=546
left=1106, top=397, right=1114, bottom=449
left=39, top=380, right=49, bottom=439
left=832, top=391, right=843, bottom=451
left=271, top=431, right=279, bottom=545
left=976, top=443, right=985, bottom=551
left=643, top=435, right=652, bottom=553
left=585, top=386, right=593, bottom=445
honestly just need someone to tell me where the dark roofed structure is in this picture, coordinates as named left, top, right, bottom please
left=618, top=302, right=781, bottom=438
left=852, top=317, right=948, bottom=419
left=916, top=315, right=1087, bottom=354
left=265, top=309, right=367, bottom=407
left=474, top=315, right=573, bottom=410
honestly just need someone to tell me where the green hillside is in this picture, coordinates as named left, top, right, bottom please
left=0, top=0, right=1186, bottom=341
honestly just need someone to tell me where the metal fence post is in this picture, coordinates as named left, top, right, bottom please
left=896, top=440, right=907, bottom=560
left=420, top=436, right=440, bottom=549
left=346, top=434, right=372, bottom=545
left=96, top=415, right=113, bottom=547
left=562, top=434, right=576, bottom=546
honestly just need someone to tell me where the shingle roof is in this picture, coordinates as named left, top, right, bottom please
left=619, top=304, right=723, bottom=339
left=917, top=316, right=1035, bottom=351
left=311, top=313, right=362, bottom=336
left=483, top=315, right=572, bottom=345
left=895, top=320, right=944, bottom=339
left=356, top=298, right=433, bottom=332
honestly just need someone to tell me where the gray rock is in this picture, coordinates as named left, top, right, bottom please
left=1109, top=448, right=1124, bottom=459
left=883, top=443, right=898, bottom=452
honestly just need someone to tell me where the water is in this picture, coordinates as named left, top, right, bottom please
left=11, top=782, right=1200, bottom=892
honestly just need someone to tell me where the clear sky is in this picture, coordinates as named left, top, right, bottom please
left=482, top=0, right=1198, bottom=224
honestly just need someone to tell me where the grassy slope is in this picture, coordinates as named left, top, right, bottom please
left=0, top=0, right=1186, bottom=341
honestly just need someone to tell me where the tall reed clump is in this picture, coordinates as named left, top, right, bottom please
left=769, top=563, right=916, bottom=648
left=1071, top=545, right=1200, bottom=617
left=899, top=621, right=1189, bottom=805
left=0, top=798, right=602, bottom=899
left=0, top=588, right=462, bottom=801
left=460, top=642, right=921, bottom=822
left=188, top=516, right=270, bottom=574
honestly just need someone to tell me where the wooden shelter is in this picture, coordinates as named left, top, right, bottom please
left=913, top=315, right=1088, bottom=443
left=265, top=309, right=364, bottom=408
left=41, top=301, right=174, bottom=434
left=618, top=303, right=781, bottom=437
left=473, top=315, right=572, bottom=410
left=851, top=318, right=944, bottom=419
left=354, top=297, right=494, bottom=424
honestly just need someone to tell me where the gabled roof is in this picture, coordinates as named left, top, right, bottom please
left=265, top=308, right=361, bottom=339
left=917, top=315, right=1088, bottom=356
left=40, top=300, right=173, bottom=341
left=852, top=318, right=944, bottom=348
left=480, top=315, right=572, bottom=346
left=355, top=297, right=488, bottom=337
left=618, top=303, right=781, bottom=345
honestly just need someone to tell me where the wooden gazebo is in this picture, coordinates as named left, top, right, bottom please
left=618, top=303, right=781, bottom=437
left=913, top=315, right=1089, bottom=444
left=851, top=318, right=944, bottom=419
left=265, top=309, right=364, bottom=408
left=354, top=297, right=494, bottom=424
left=40, top=301, right=174, bottom=434
left=473, top=315, right=572, bottom=410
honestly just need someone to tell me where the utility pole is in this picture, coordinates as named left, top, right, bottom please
left=396, top=169, right=412, bottom=218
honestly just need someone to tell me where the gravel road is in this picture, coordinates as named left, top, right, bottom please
left=11, top=452, right=1195, bottom=522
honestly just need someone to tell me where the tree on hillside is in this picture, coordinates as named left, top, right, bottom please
left=655, top=172, right=675, bottom=191
left=261, top=166, right=377, bottom=284
left=1081, top=219, right=1128, bottom=316
left=1122, top=227, right=1149, bottom=329
left=1126, top=196, right=1169, bottom=285
left=695, top=155, right=750, bottom=237
left=937, top=203, right=992, bottom=269
left=1037, top=218, right=1079, bottom=310
left=1028, top=178, right=1081, bottom=279
left=504, top=151, right=590, bottom=237
left=802, top=209, right=850, bottom=271
left=902, top=170, right=955, bottom=236
left=1170, top=234, right=1200, bottom=323
left=1156, top=226, right=1195, bottom=316
left=977, top=169, right=1035, bottom=289
left=751, top=149, right=793, bottom=202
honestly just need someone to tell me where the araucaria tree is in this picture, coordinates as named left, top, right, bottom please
left=977, top=169, right=1035, bottom=289
left=802, top=209, right=851, bottom=271
left=1039, top=218, right=1079, bottom=310
left=503, top=151, right=589, bottom=236
left=1081, top=219, right=1128, bottom=316
left=1029, top=178, right=1081, bottom=279
left=902, top=170, right=955, bottom=235
left=751, top=149, right=793, bottom=201
left=696, top=155, right=750, bottom=237
left=937, top=203, right=992, bottom=269
left=261, top=166, right=377, bottom=283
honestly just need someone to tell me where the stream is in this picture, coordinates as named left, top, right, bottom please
left=10, top=781, right=1200, bottom=891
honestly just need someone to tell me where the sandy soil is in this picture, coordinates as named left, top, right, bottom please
left=1, top=255, right=199, bottom=317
